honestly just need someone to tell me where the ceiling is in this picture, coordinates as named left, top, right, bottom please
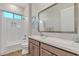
left=14, top=3, right=28, bottom=8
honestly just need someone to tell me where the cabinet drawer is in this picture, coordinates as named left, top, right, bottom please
left=29, top=38, right=39, bottom=46
left=40, top=43, right=76, bottom=56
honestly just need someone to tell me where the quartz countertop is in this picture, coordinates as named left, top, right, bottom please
left=29, top=35, right=79, bottom=55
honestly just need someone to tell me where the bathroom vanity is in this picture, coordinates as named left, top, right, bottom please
left=28, top=3, right=79, bottom=56
left=28, top=36, right=79, bottom=56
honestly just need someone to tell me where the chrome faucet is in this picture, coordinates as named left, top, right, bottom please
left=40, top=32, right=44, bottom=36
left=40, top=32, right=48, bottom=39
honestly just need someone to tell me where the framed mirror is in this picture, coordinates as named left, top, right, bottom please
left=38, top=3, right=78, bottom=33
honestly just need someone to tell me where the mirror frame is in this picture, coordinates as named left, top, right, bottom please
left=38, top=3, right=78, bottom=33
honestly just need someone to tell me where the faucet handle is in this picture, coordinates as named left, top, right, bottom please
left=24, top=35, right=26, bottom=37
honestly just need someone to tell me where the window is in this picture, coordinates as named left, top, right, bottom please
left=14, top=14, right=22, bottom=20
left=2, top=11, right=23, bottom=20
left=3, top=11, right=13, bottom=19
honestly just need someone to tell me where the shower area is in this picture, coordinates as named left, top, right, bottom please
left=0, top=4, right=29, bottom=55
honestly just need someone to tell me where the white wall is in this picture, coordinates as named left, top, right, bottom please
left=23, top=4, right=29, bottom=43
left=0, top=10, right=2, bottom=55
left=31, top=3, right=53, bottom=16
left=0, top=3, right=24, bottom=15
left=24, top=4, right=32, bottom=35
left=0, top=3, right=25, bottom=55
left=31, top=3, right=79, bottom=41
left=22, top=4, right=31, bottom=54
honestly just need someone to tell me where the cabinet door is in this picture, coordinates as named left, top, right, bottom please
left=29, top=42, right=39, bottom=56
left=29, top=42, right=34, bottom=56
left=33, top=44, right=39, bottom=56
left=40, top=48, right=56, bottom=56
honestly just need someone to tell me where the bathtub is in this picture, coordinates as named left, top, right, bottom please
left=0, top=41, right=22, bottom=55
left=0, top=39, right=28, bottom=55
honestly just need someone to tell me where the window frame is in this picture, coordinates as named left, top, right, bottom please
left=2, top=10, right=24, bottom=20
left=3, top=11, right=14, bottom=19
left=14, top=13, right=22, bottom=20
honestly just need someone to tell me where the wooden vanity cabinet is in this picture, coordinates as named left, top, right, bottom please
left=29, top=38, right=78, bottom=56
left=40, top=43, right=77, bottom=56
left=29, top=38, right=40, bottom=56
left=32, top=44, right=39, bottom=56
